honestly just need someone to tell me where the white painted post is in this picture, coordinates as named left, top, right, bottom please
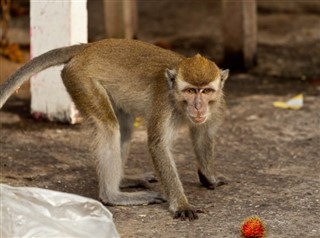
left=30, top=0, right=87, bottom=123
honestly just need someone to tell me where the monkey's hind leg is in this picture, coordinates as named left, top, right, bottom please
left=95, top=125, right=164, bottom=205
left=120, top=172, right=158, bottom=189
left=116, top=109, right=158, bottom=189
left=62, top=70, right=164, bottom=206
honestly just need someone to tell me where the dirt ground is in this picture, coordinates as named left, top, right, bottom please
left=1, top=1, right=320, bottom=237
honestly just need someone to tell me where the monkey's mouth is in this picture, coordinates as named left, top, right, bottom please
left=190, top=116, right=207, bottom=124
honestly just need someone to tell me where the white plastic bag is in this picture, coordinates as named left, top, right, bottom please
left=0, top=184, right=120, bottom=238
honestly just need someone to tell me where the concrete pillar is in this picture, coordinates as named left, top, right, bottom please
left=222, top=0, right=257, bottom=69
left=30, top=0, right=87, bottom=123
left=104, top=0, right=138, bottom=39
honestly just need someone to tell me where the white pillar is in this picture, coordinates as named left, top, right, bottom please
left=30, top=0, right=87, bottom=123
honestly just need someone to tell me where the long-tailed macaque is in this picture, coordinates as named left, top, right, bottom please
left=0, top=39, right=229, bottom=221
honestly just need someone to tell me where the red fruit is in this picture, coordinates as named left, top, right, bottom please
left=241, top=216, right=266, bottom=238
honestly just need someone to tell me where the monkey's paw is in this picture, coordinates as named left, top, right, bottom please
left=198, top=170, right=227, bottom=190
left=120, top=172, right=158, bottom=189
left=173, top=208, right=199, bottom=221
left=100, top=191, right=166, bottom=206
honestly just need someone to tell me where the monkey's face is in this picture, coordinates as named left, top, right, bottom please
left=165, top=55, right=229, bottom=125
left=176, top=81, right=221, bottom=124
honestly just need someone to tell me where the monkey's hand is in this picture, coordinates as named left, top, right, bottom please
left=198, top=170, right=227, bottom=190
left=173, top=207, right=199, bottom=221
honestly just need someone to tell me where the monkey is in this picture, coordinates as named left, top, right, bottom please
left=0, top=39, right=229, bottom=221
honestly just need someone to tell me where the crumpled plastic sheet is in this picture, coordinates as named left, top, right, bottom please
left=0, top=184, right=120, bottom=238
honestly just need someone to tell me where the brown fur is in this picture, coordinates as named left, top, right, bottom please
left=178, top=54, right=220, bottom=87
left=0, top=39, right=228, bottom=221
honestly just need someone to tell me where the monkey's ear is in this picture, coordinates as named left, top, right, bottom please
left=165, top=68, right=177, bottom=89
left=220, top=69, right=229, bottom=88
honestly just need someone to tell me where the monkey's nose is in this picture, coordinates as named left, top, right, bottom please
left=194, top=102, right=202, bottom=110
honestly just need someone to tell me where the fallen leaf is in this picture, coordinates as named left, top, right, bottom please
left=0, top=43, right=25, bottom=63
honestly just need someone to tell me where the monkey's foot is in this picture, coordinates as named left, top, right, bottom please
left=173, top=208, right=199, bottom=221
left=198, top=170, right=227, bottom=190
left=120, top=172, right=158, bottom=189
left=100, top=191, right=165, bottom=206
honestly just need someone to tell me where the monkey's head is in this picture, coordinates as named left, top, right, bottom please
left=165, top=54, right=229, bottom=124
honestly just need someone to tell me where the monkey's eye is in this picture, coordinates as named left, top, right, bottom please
left=184, top=88, right=197, bottom=94
left=202, top=88, right=215, bottom=94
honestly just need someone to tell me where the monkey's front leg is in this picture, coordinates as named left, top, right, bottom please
left=190, top=126, right=227, bottom=190
left=148, top=129, right=198, bottom=221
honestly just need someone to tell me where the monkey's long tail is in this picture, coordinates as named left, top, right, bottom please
left=0, top=44, right=88, bottom=109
